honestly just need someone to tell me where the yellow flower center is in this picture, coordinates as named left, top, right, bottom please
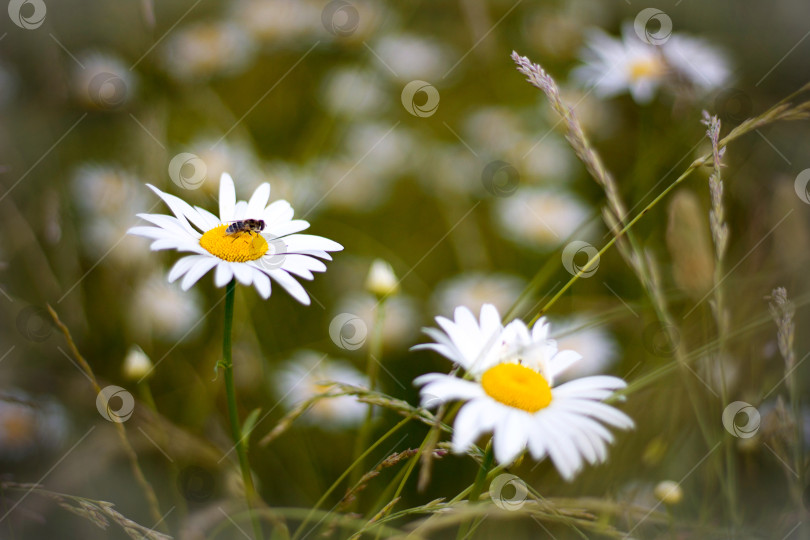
left=199, top=224, right=268, bottom=262
left=628, top=57, right=664, bottom=82
left=480, top=363, right=552, bottom=413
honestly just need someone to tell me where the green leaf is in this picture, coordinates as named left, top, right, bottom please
left=241, top=407, right=262, bottom=442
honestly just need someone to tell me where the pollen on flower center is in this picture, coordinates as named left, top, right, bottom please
left=480, top=363, right=552, bottom=413
left=628, top=57, right=664, bottom=81
left=199, top=224, right=268, bottom=262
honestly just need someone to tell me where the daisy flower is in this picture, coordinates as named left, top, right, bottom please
left=128, top=172, right=342, bottom=304
left=573, top=25, right=668, bottom=104
left=574, top=24, right=731, bottom=104
left=413, top=304, right=633, bottom=480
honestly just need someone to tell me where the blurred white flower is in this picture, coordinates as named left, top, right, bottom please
left=72, top=165, right=149, bottom=265
left=316, top=158, right=392, bottom=212
left=0, top=392, right=68, bottom=461
left=275, top=350, right=367, bottom=427
left=663, top=34, right=731, bottom=93
left=322, top=67, right=388, bottom=117
left=72, top=52, right=136, bottom=110
left=163, top=21, right=255, bottom=81
left=574, top=24, right=731, bottom=103
left=72, top=164, right=144, bottom=217
left=517, top=134, right=576, bottom=183
left=373, top=34, right=450, bottom=81
left=262, top=160, right=321, bottom=211
left=416, top=144, right=480, bottom=196
left=233, top=0, right=320, bottom=43
left=493, top=187, right=590, bottom=248
left=551, top=317, right=618, bottom=381
left=186, top=136, right=263, bottom=195
left=344, top=122, right=415, bottom=177
left=123, top=345, right=153, bottom=380
left=573, top=25, right=667, bottom=104
left=654, top=480, right=683, bottom=505
left=433, top=272, right=525, bottom=318
left=128, top=273, right=202, bottom=342
left=129, top=274, right=203, bottom=341
left=336, top=293, right=420, bottom=352
left=366, top=259, right=399, bottom=298
left=463, top=107, right=525, bottom=156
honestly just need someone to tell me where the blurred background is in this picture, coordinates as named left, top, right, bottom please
left=2, top=0, right=810, bottom=538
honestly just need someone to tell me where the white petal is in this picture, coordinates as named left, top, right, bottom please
left=262, top=199, right=294, bottom=226
left=268, top=269, right=310, bottom=305
left=451, top=400, right=491, bottom=453
left=247, top=183, right=271, bottom=217
left=493, top=410, right=528, bottom=465
left=283, top=234, right=343, bottom=253
left=168, top=255, right=201, bottom=282
left=193, top=206, right=222, bottom=230
left=214, top=261, right=233, bottom=287
left=181, top=257, right=218, bottom=290
left=416, top=374, right=485, bottom=404
left=146, top=184, right=207, bottom=234
left=231, top=262, right=254, bottom=286
left=233, top=201, right=249, bottom=220
left=479, top=304, right=501, bottom=335
left=219, top=173, right=236, bottom=222
left=253, top=270, right=271, bottom=299
left=547, top=350, right=583, bottom=380
left=554, top=399, right=634, bottom=430
left=268, top=219, right=310, bottom=237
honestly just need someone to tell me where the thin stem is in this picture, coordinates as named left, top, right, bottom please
left=222, top=279, right=263, bottom=540
left=47, top=306, right=166, bottom=531
left=292, top=415, right=412, bottom=540
left=531, top=158, right=704, bottom=323
left=350, top=301, right=387, bottom=498
left=456, top=443, right=494, bottom=540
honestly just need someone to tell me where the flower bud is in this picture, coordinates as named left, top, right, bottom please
left=365, top=259, right=399, bottom=298
left=654, top=480, right=683, bottom=506
left=123, top=345, right=153, bottom=381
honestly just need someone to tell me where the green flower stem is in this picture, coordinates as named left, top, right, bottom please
left=349, top=300, right=387, bottom=496
left=456, top=443, right=494, bottom=540
left=222, top=279, right=263, bottom=540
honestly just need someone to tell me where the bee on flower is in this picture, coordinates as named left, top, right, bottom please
left=128, top=172, right=342, bottom=303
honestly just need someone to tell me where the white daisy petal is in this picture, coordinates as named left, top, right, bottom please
left=146, top=184, right=208, bottom=234
left=247, top=183, right=271, bottom=217
left=181, top=257, right=219, bottom=290
left=230, top=262, right=254, bottom=286
left=283, top=234, right=343, bottom=254
left=219, top=173, right=236, bottom=222
left=168, top=255, right=201, bottom=282
left=262, top=199, right=294, bottom=226
left=415, top=374, right=485, bottom=403
left=268, top=219, right=310, bottom=237
left=268, top=269, right=310, bottom=305
left=451, top=399, right=491, bottom=453
left=252, top=270, right=271, bottom=299
left=214, top=261, right=234, bottom=287
left=493, top=410, right=529, bottom=465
